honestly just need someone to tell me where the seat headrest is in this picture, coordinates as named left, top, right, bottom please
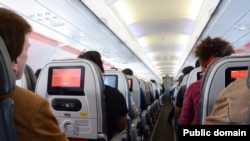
left=24, top=64, right=37, bottom=92
left=0, top=37, right=15, bottom=94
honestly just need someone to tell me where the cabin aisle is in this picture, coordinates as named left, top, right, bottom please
left=145, top=96, right=174, bottom=141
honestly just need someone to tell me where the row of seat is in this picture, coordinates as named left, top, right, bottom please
left=170, top=54, right=250, bottom=141
left=10, top=53, right=163, bottom=141
left=199, top=54, right=250, bottom=124
left=102, top=69, right=163, bottom=140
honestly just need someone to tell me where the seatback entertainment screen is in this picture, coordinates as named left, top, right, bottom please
left=47, top=66, right=85, bottom=95
left=103, top=75, right=118, bottom=89
left=128, top=79, right=133, bottom=91
left=225, top=67, right=248, bottom=87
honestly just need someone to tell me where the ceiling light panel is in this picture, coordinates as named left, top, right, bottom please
left=113, top=0, right=203, bottom=24
left=138, top=34, right=189, bottom=47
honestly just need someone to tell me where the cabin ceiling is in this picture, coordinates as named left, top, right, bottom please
left=82, top=0, right=220, bottom=79
left=1, top=0, right=250, bottom=82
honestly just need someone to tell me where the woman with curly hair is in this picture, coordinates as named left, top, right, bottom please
left=179, top=36, right=235, bottom=125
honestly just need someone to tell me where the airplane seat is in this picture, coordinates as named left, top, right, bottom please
left=171, top=74, right=188, bottom=107
left=200, top=54, right=250, bottom=124
left=186, top=67, right=202, bottom=87
left=179, top=74, right=189, bottom=88
left=125, top=75, right=141, bottom=111
left=137, top=79, right=151, bottom=136
left=104, top=69, right=140, bottom=141
left=171, top=73, right=190, bottom=131
left=144, top=82, right=154, bottom=126
left=23, top=64, right=37, bottom=92
left=153, top=83, right=160, bottom=113
left=35, top=58, right=107, bottom=140
left=148, top=82, right=160, bottom=122
left=126, top=75, right=144, bottom=139
left=16, top=64, right=37, bottom=92
left=0, top=37, right=17, bottom=141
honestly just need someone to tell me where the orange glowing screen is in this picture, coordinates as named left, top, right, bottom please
left=51, top=68, right=81, bottom=87
left=231, top=70, right=248, bottom=79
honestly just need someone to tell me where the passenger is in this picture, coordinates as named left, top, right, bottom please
left=160, top=83, right=166, bottom=104
left=122, top=68, right=147, bottom=112
left=150, top=79, right=165, bottom=106
left=78, top=51, right=128, bottom=140
left=167, top=66, right=194, bottom=124
left=180, top=36, right=235, bottom=125
left=205, top=78, right=250, bottom=124
left=205, top=57, right=249, bottom=123
left=0, top=8, right=68, bottom=141
left=167, top=75, right=183, bottom=124
left=122, top=68, right=140, bottom=120
left=150, top=79, right=159, bottom=100
left=174, top=66, right=195, bottom=118
left=122, top=68, right=134, bottom=75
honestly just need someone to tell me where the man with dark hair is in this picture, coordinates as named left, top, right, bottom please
left=0, top=7, right=68, bottom=141
left=78, top=51, right=128, bottom=140
left=122, top=68, right=134, bottom=75
left=182, top=66, right=195, bottom=75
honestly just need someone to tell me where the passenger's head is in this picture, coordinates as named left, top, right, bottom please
left=150, top=79, right=156, bottom=84
left=182, top=66, right=194, bottom=75
left=0, top=8, right=32, bottom=80
left=122, top=68, right=133, bottom=75
left=178, top=66, right=194, bottom=86
left=194, top=36, right=235, bottom=71
left=78, top=51, right=104, bottom=73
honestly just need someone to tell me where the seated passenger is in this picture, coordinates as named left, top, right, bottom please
left=122, top=68, right=140, bottom=119
left=205, top=75, right=250, bottom=124
left=122, top=68, right=133, bottom=75
left=78, top=51, right=128, bottom=140
left=0, top=8, right=68, bottom=141
left=175, top=66, right=195, bottom=118
left=180, top=36, right=235, bottom=125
